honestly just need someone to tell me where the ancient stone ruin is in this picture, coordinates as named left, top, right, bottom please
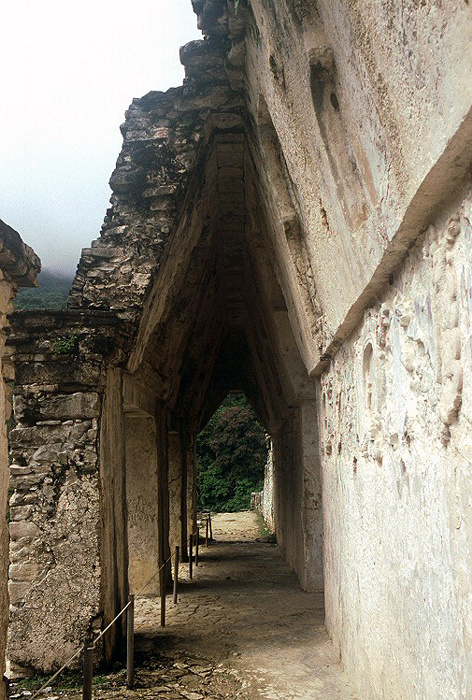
left=4, top=1, right=472, bottom=698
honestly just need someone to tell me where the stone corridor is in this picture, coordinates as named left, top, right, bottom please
left=135, top=511, right=355, bottom=699
left=4, top=2, right=472, bottom=697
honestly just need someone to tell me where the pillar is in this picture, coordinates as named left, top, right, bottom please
left=155, top=404, right=172, bottom=587
left=125, top=415, right=159, bottom=594
left=99, top=367, right=128, bottom=661
left=186, top=435, right=198, bottom=539
left=272, top=402, right=323, bottom=592
left=168, top=426, right=183, bottom=556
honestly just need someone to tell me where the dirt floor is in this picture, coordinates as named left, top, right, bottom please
left=9, top=512, right=356, bottom=700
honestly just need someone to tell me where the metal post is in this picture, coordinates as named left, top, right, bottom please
left=209, top=512, right=213, bottom=540
left=82, top=643, right=93, bottom=700
left=189, top=533, right=193, bottom=580
left=160, top=562, right=166, bottom=627
left=126, top=595, right=135, bottom=689
left=195, top=527, right=200, bottom=566
left=205, top=517, right=209, bottom=547
left=173, top=546, right=180, bottom=604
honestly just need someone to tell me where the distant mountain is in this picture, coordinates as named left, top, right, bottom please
left=14, top=269, right=74, bottom=311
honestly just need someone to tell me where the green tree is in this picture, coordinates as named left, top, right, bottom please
left=197, top=394, right=267, bottom=512
left=14, top=270, right=73, bottom=310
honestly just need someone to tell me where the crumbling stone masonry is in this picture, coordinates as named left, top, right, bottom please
left=6, top=1, right=472, bottom=697
left=0, top=221, right=39, bottom=700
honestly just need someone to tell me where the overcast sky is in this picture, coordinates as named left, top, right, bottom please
left=0, top=0, right=201, bottom=276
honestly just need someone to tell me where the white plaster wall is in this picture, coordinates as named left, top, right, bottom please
left=320, top=187, right=472, bottom=699
left=125, top=415, right=159, bottom=595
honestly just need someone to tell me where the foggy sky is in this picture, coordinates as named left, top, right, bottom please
left=0, top=0, right=201, bottom=275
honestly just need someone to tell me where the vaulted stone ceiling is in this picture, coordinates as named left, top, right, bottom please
left=134, top=130, right=304, bottom=433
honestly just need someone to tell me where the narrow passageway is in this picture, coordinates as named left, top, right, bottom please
left=134, top=512, right=356, bottom=700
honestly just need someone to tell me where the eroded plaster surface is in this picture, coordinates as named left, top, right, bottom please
left=321, top=189, right=472, bottom=699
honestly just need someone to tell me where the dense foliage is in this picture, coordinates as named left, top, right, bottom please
left=197, top=394, right=267, bottom=512
left=14, top=270, right=73, bottom=310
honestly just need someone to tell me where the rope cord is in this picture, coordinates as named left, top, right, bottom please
left=28, top=553, right=174, bottom=698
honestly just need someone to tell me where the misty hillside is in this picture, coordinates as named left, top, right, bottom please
left=14, top=270, right=74, bottom=311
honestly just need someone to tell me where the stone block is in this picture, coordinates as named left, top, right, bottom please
left=9, top=561, right=39, bottom=582
left=40, top=392, right=100, bottom=420
left=8, top=581, right=32, bottom=605
left=9, top=521, right=40, bottom=542
left=9, top=505, right=33, bottom=521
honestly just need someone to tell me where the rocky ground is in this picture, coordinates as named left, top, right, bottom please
left=9, top=512, right=355, bottom=700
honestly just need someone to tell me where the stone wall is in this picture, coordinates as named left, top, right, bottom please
left=7, top=312, right=132, bottom=671
left=320, top=187, right=472, bottom=699
left=0, top=221, right=39, bottom=700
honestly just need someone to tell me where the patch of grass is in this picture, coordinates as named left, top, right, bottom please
left=10, top=668, right=122, bottom=695
left=10, top=669, right=81, bottom=693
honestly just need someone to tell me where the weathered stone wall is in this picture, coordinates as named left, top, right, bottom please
left=320, top=187, right=472, bottom=699
left=0, top=221, right=39, bottom=699
left=0, top=325, right=11, bottom=700
left=7, top=312, right=131, bottom=671
left=9, top=388, right=101, bottom=670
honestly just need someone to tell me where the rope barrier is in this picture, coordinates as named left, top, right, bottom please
left=28, top=553, right=174, bottom=698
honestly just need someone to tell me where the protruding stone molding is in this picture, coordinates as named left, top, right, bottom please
left=0, top=220, right=40, bottom=289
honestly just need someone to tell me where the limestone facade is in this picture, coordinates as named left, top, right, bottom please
left=6, top=1, right=472, bottom=697
left=0, top=221, right=39, bottom=700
